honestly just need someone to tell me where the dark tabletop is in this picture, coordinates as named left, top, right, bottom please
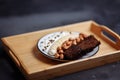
left=0, top=0, right=120, bottom=80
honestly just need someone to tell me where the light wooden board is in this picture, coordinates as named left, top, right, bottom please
left=1, top=21, right=120, bottom=80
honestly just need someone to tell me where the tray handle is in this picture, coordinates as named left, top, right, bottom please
left=91, top=22, right=120, bottom=49
left=99, top=25, right=120, bottom=48
left=1, top=39, right=22, bottom=67
left=8, top=49, right=21, bottom=67
left=100, top=26, right=120, bottom=42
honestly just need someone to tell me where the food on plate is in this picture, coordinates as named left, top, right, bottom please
left=48, top=33, right=100, bottom=60
left=63, top=35, right=100, bottom=60
left=48, top=33, right=79, bottom=56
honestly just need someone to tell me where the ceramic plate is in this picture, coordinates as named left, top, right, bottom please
left=37, top=31, right=99, bottom=62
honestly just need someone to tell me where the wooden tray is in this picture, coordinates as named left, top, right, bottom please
left=1, top=21, right=120, bottom=80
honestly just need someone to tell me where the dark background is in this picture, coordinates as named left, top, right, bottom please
left=0, top=0, right=120, bottom=80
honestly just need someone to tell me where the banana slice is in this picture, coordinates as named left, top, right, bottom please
left=48, top=33, right=79, bottom=56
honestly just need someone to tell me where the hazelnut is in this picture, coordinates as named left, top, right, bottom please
left=57, top=46, right=62, bottom=51
left=58, top=49, right=64, bottom=54
left=60, top=54, right=64, bottom=59
left=80, top=33, right=88, bottom=39
left=62, top=43, right=70, bottom=49
left=76, top=37, right=81, bottom=43
left=54, top=53, right=60, bottom=59
left=66, top=41, right=72, bottom=46
left=73, top=39, right=77, bottom=45
left=79, top=34, right=84, bottom=40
